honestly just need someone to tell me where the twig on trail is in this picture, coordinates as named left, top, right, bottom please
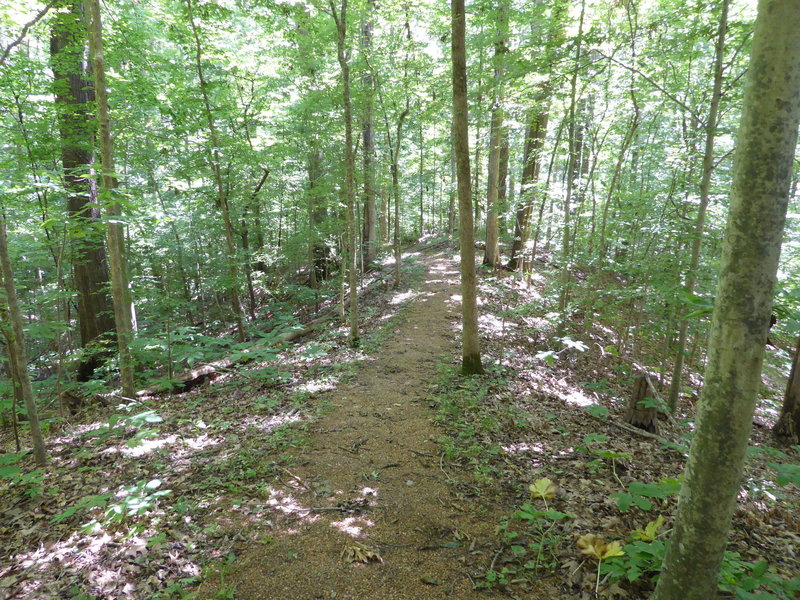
left=409, top=449, right=433, bottom=457
left=489, top=548, right=504, bottom=572
left=279, top=466, right=307, bottom=489
left=341, top=437, right=369, bottom=454
left=439, top=452, right=456, bottom=484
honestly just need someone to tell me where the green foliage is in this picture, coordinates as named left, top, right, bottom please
left=612, top=478, right=681, bottom=512
left=80, top=409, right=163, bottom=447
left=767, top=462, right=800, bottom=488
left=0, top=452, right=46, bottom=497
left=585, top=404, right=610, bottom=419
left=82, top=479, right=172, bottom=535
left=479, top=503, right=572, bottom=588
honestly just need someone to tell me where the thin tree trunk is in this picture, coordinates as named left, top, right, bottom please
left=667, top=0, right=730, bottom=411
left=331, top=0, right=359, bottom=347
left=186, top=0, right=246, bottom=343
left=482, top=0, right=508, bottom=268
left=86, top=0, right=135, bottom=398
left=558, top=0, right=586, bottom=314
left=0, top=218, right=47, bottom=465
left=452, top=0, right=484, bottom=375
left=653, top=1, right=800, bottom=596
left=361, top=0, right=377, bottom=268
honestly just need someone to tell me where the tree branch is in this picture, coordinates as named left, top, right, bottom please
left=0, top=0, right=59, bottom=67
left=595, top=50, right=705, bottom=124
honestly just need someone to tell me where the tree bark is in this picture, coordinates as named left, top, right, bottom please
left=85, top=0, right=135, bottom=398
left=653, top=1, right=800, bottom=596
left=49, top=0, right=115, bottom=377
left=773, top=335, right=800, bottom=443
left=331, top=0, right=359, bottom=347
left=452, top=0, right=484, bottom=375
left=482, top=0, right=508, bottom=268
left=667, top=0, right=730, bottom=411
left=0, top=218, right=47, bottom=466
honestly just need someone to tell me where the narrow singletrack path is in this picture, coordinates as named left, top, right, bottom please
left=215, top=251, right=501, bottom=599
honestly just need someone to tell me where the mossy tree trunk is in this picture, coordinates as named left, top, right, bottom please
left=653, top=1, right=800, bottom=597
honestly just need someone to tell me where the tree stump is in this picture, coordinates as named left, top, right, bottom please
left=625, top=375, right=659, bottom=434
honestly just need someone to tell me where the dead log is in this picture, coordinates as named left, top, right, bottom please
left=625, top=374, right=659, bottom=434
left=135, top=314, right=333, bottom=398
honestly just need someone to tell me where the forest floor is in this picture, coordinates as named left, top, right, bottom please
left=1, top=242, right=798, bottom=600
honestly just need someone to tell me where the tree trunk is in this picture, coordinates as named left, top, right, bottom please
left=773, top=335, right=800, bottom=443
left=667, top=0, right=730, bottom=411
left=49, top=0, right=115, bottom=379
left=86, top=0, right=135, bottom=398
left=625, top=375, right=659, bottom=434
left=0, top=218, right=47, bottom=466
left=506, top=3, right=567, bottom=270
left=557, top=0, right=586, bottom=314
left=360, top=0, right=377, bottom=268
left=452, top=0, right=484, bottom=375
left=482, top=0, right=508, bottom=268
left=331, top=0, right=359, bottom=347
left=186, top=0, right=246, bottom=343
left=653, top=1, right=800, bottom=597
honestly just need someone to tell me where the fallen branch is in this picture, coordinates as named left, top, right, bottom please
left=135, top=312, right=334, bottom=397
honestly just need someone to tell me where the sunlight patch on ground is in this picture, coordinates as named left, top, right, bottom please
left=564, top=390, right=595, bottom=407
left=242, top=412, right=303, bottom=432
left=12, top=530, right=200, bottom=599
left=390, top=290, right=421, bottom=305
left=296, top=377, right=339, bottom=394
left=330, top=516, right=374, bottom=537
left=501, top=442, right=546, bottom=455
left=99, top=434, right=179, bottom=458
left=266, top=489, right=320, bottom=521
left=479, top=313, right=517, bottom=333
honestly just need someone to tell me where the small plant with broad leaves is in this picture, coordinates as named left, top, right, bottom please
left=0, top=452, right=47, bottom=498
left=577, top=533, right=626, bottom=595
left=480, top=478, right=572, bottom=589
left=600, top=515, right=800, bottom=598
left=612, top=478, right=681, bottom=512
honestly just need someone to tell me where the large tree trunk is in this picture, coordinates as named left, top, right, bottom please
left=49, top=0, right=115, bottom=378
left=86, top=0, right=135, bottom=398
left=452, top=0, right=484, bottom=375
left=773, top=335, right=800, bottom=443
left=652, top=1, right=800, bottom=597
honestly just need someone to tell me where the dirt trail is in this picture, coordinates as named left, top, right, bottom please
left=214, top=251, right=500, bottom=599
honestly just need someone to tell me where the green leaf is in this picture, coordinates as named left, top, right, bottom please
left=586, top=404, right=609, bottom=419
left=767, top=462, right=800, bottom=487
